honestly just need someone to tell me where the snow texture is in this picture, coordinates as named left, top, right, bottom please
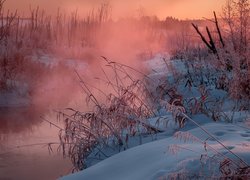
left=61, top=55, right=250, bottom=180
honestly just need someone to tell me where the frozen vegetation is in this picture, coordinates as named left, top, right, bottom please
left=61, top=55, right=250, bottom=180
left=0, top=0, right=250, bottom=179
left=62, top=123, right=250, bottom=180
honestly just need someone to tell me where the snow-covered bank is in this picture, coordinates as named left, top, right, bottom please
left=61, top=122, right=250, bottom=180
left=0, top=53, right=89, bottom=108
left=60, top=53, right=250, bottom=179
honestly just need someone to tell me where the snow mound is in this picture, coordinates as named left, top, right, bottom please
left=61, top=123, right=250, bottom=180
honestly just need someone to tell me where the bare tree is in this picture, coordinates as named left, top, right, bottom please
left=192, top=0, right=250, bottom=99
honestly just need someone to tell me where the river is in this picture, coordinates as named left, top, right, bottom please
left=0, top=107, right=72, bottom=180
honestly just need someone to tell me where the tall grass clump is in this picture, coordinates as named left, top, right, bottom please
left=57, top=57, right=163, bottom=171
left=0, top=0, right=23, bottom=91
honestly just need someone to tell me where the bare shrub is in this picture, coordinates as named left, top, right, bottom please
left=190, top=0, right=250, bottom=101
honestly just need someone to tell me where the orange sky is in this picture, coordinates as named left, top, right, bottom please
left=5, top=0, right=226, bottom=19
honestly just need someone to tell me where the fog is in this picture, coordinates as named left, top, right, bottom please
left=1, top=0, right=200, bottom=122
left=5, top=0, right=225, bottom=19
left=0, top=1, right=233, bottom=179
left=25, top=13, right=168, bottom=111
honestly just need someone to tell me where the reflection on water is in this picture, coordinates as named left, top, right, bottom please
left=0, top=107, right=42, bottom=134
left=0, top=106, right=72, bottom=180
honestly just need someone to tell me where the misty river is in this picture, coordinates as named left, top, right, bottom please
left=0, top=107, right=72, bottom=180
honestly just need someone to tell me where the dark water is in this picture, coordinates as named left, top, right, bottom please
left=0, top=107, right=72, bottom=180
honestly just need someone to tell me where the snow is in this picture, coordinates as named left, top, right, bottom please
left=0, top=53, right=88, bottom=108
left=1, top=50, right=245, bottom=178
left=61, top=122, right=250, bottom=180
left=61, top=54, right=250, bottom=180
left=33, top=53, right=87, bottom=70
